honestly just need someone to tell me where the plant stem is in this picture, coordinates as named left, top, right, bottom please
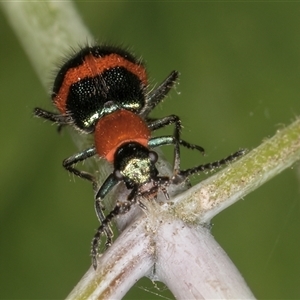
left=173, top=119, right=300, bottom=224
left=1, top=1, right=93, bottom=89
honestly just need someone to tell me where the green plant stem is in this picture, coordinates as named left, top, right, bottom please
left=1, top=1, right=93, bottom=89
left=173, top=118, right=300, bottom=224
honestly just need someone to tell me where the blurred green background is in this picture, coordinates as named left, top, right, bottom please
left=1, top=2, right=300, bottom=299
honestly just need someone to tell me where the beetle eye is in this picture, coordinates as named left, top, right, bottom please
left=114, top=169, right=123, bottom=180
left=149, top=151, right=158, bottom=163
